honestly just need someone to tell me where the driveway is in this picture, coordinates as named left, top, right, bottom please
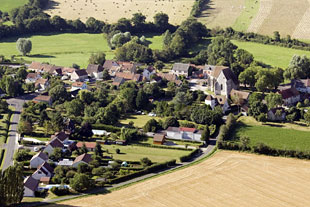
left=2, top=93, right=39, bottom=170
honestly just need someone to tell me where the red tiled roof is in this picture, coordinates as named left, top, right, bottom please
left=76, top=142, right=96, bottom=149
left=29, top=62, right=43, bottom=70
left=180, top=127, right=196, bottom=133
left=72, top=82, right=85, bottom=87
left=153, top=134, right=165, bottom=142
left=279, top=88, right=300, bottom=99
left=34, top=95, right=51, bottom=102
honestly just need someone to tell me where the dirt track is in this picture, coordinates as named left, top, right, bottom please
left=50, top=150, right=310, bottom=207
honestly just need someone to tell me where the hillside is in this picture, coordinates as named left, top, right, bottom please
left=199, top=0, right=310, bottom=39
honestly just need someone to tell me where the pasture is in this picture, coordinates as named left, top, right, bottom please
left=119, top=114, right=162, bottom=128
left=0, top=33, right=161, bottom=68
left=232, top=40, right=310, bottom=68
left=45, top=0, right=194, bottom=25
left=48, top=150, right=310, bottom=207
left=234, top=117, right=310, bottom=152
left=0, top=0, right=28, bottom=12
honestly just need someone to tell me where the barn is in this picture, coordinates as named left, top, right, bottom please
left=153, top=134, right=166, bottom=145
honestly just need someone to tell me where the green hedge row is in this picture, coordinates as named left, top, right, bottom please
left=3, top=111, right=12, bottom=143
left=108, top=159, right=176, bottom=184
left=179, top=149, right=200, bottom=162
left=0, top=149, right=5, bottom=167
left=92, top=124, right=121, bottom=133
left=191, top=0, right=210, bottom=17
left=132, top=143, right=193, bottom=151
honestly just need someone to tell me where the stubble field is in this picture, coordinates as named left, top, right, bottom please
left=48, top=150, right=310, bottom=207
left=45, top=0, right=194, bottom=24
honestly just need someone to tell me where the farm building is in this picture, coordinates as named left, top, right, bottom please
left=76, top=142, right=96, bottom=152
left=153, top=134, right=166, bottom=145
left=166, top=127, right=202, bottom=142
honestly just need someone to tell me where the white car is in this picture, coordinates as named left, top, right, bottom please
left=34, top=147, right=40, bottom=152
left=148, top=112, right=156, bottom=117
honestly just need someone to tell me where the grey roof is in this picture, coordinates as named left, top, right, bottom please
left=24, top=176, right=39, bottom=191
left=172, top=63, right=190, bottom=72
left=103, top=60, right=119, bottom=70
left=86, top=64, right=104, bottom=74
left=48, top=138, right=64, bottom=148
left=39, top=162, right=54, bottom=174
left=74, top=70, right=88, bottom=77
left=31, top=151, right=48, bottom=162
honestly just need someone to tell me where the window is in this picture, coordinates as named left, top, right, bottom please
left=221, top=84, right=223, bottom=90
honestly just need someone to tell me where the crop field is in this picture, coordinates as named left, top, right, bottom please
left=48, top=150, right=310, bottom=207
left=0, top=0, right=28, bottom=12
left=232, top=40, right=310, bottom=68
left=234, top=117, right=310, bottom=152
left=45, top=0, right=194, bottom=25
left=200, top=0, right=310, bottom=39
left=0, top=33, right=161, bottom=68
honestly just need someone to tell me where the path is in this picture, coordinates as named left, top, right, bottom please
left=2, top=93, right=38, bottom=170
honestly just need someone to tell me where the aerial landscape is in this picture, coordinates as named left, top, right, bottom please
left=0, top=0, right=309, bottom=206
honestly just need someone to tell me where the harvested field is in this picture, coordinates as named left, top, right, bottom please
left=45, top=0, right=194, bottom=24
left=49, top=151, right=310, bottom=207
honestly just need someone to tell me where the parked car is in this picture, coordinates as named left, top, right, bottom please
left=148, top=112, right=156, bottom=117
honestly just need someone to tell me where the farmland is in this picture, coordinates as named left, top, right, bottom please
left=0, top=0, right=27, bottom=12
left=232, top=40, right=310, bottom=68
left=234, top=117, right=310, bottom=152
left=199, top=0, right=310, bottom=39
left=45, top=0, right=194, bottom=25
left=0, top=33, right=161, bottom=68
left=49, top=150, right=310, bottom=207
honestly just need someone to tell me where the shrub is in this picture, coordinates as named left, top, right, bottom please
left=50, top=186, right=70, bottom=196
left=115, top=148, right=120, bottom=154
left=179, top=149, right=200, bottom=162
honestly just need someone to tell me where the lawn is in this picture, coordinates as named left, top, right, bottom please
left=0, top=33, right=163, bottom=68
left=232, top=40, right=310, bottom=68
left=145, top=33, right=163, bottom=50
left=232, top=0, right=260, bottom=31
left=234, top=117, right=310, bottom=151
left=0, top=0, right=27, bottom=12
left=119, top=114, right=162, bottom=128
left=102, top=144, right=190, bottom=163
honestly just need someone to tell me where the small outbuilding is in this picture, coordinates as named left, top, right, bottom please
left=153, top=134, right=166, bottom=145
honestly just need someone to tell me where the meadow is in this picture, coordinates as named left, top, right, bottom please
left=0, top=0, right=27, bottom=12
left=234, top=117, right=310, bottom=152
left=49, top=150, right=310, bottom=207
left=119, top=114, right=162, bottom=128
left=0, top=33, right=162, bottom=68
left=232, top=40, right=310, bottom=68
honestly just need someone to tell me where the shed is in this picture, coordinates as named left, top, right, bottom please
left=153, top=134, right=166, bottom=145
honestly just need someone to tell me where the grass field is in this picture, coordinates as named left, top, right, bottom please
left=119, top=114, right=162, bottom=128
left=49, top=150, right=310, bottom=207
left=232, top=0, right=260, bottom=32
left=45, top=0, right=194, bottom=24
left=0, top=0, right=27, bottom=12
left=0, top=33, right=161, bottom=68
left=145, top=34, right=164, bottom=50
left=234, top=117, right=310, bottom=151
left=232, top=40, right=310, bottom=68
left=102, top=144, right=190, bottom=163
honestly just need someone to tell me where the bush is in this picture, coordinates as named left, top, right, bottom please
left=179, top=149, right=200, bottom=162
left=115, top=148, right=120, bottom=154
left=50, top=186, right=70, bottom=196
left=92, top=124, right=121, bottom=133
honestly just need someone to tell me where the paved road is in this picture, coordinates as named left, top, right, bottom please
left=2, top=93, right=38, bottom=170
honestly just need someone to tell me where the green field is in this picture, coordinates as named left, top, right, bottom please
left=102, top=144, right=190, bottom=163
left=145, top=34, right=163, bottom=50
left=232, top=40, right=310, bottom=68
left=232, top=0, right=260, bottom=31
left=119, top=114, right=162, bottom=128
left=234, top=120, right=310, bottom=152
left=0, top=0, right=27, bottom=12
left=0, top=33, right=162, bottom=68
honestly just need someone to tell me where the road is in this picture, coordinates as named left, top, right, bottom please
left=2, top=93, right=38, bottom=170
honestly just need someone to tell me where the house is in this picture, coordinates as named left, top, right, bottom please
left=267, top=108, right=286, bottom=121
left=28, top=62, right=43, bottom=72
left=24, top=176, right=39, bottom=197
left=230, top=89, right=250, bottom=106
left=51, top=131, right=69, bottom=143
left=72, top=153, right=92, bottom=168
left=153, top=134, right=165, bottom=145
left=71, top=82, right=88, bottom=90
left=35, top=78, right=49, bottom=91
left=203, top=65, right=238, bottom=98
left=32, top=162, right=54, bottom=180
left=170, top=63, right=191, bottom=77
left=166, top=127, right=202, bottom=142
left=157, top=72, right=182, bottom=86
left=215, top=95, right=230, bottom=113
left=33, top=95, right=52, bottom=106
left=205, top=95, right=217, bottom=109
left=62, top=67, right=77, bottom=77
left=143, top=66, right=156, bottom=80
left=115, top=72, right=142, bottom=82
left=30, top=151, right=49, bottom=169
left=40, top=177, right=50, bottom=185
left=86, top=64, right=104, bottom=79
left=26, top=73, right=41, bottom=83
left=279, top=88, right=300, bottom=106
left=76, top=142, right=96, bottom=152
left=118, top=61, right=139, bottom=73
left=44, top=138, right=64, bottom=155
left=41, top=64, right=62, bottom=74
left=112, top=77, right=125, bottom=87
left=58, top=159, right=73, bottom=166
left=71, top=70, right=89, bottom=82
left=103, top=60, right=119, bottom=70
left=291, top=79, right=310, bottom=93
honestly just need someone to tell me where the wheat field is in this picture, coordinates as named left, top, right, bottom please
left=48, top=150, right=310, bottom=207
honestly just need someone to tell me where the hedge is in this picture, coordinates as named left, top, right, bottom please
left=92, top=124, right=121, bottom=133
left=3, top=111, right=12, bottom=143
left=107, top=159, right=176, bottom=184
left=21, top=140, right=43, bottom=146
left=0, top=149, right=5, bottom=167
left=132, top=143, right=193, bottom=151
left=179, top=149, right=200, bottom=162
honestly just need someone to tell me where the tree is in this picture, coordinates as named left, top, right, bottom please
left=131, top=13, right=146, bottom=28
left=16, top=67, right=28, bottom=80
left=88, top=52, right=106, bottom=65
left=154, top=61, right=164, bottom=70
left=0, top=165, right=24, bottom=206
left=162, top=117, right=179, bottom=129
left=135, top=89, right=148, bottom=110
left=49, top=84, right=69, bottom=103
left=238, top=67, right=257, bottom=88
left=265, top=93, right=283, bottom=109
left=80, top=143, right=88, bottom=154
left=79, top=90, right=94, bottom=105
left=65, top=99, right=84, bottom=117
left=18, top=120, right=33, bottom=134
left=240, top=136, right=250, bottom=150
left=201, top=126, right=210, bottom=144
left=154, top=12, right=169, bottom=32
left=50, top=112, right=63, bottom=132
left=80, top=122, right=93, bottom=139
left=140, top=157, right=152, bottom=167
left=115, top=40, right=153, bottom=63
left=273, top=31, right=280, bottom=42
left=143, top=119, right=159, bottom=132
left=50, top=147, right=63, bottom=161
left=284, top=55, right=310, bottom=80
left=0, top=99, right=8, bottom=114
left=304, top=110, right=310, bottom=126
left=94, top=142, right=103, bottom=157
left=16, top=38, right=32, bottom=56
left=70, top=173, right=93, bottom=192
